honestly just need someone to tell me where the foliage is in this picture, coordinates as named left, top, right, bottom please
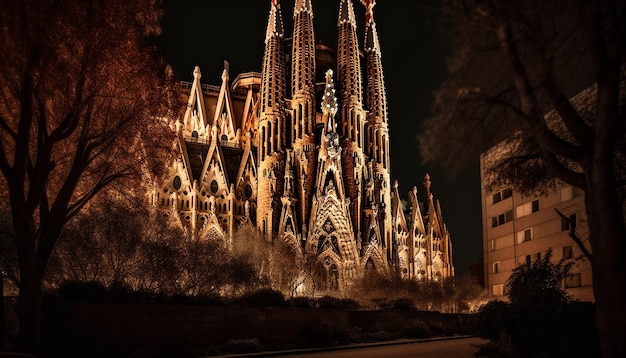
left=313, top=296, right=360, bottom=310
left=472, top=300, right=509, bottom=340
left=287, top=296, right=313, bottom=308
left=506, top=249, right=573, bottom=306
left=404, top=319, right=433, bottom=339
left=473, top=250, right=600, bottom=357
left=237, top=288, right=287, bottom=307
left=347, top=271, right=486, bottom=313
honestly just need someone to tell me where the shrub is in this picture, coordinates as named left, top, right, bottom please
left=473, top=249, right=600, bottom=357
left=389, top=297, right=415, bottom=310
left=239, top=288, right=287, bottom=307
left=288, top=296, right=312, bottom=308
left=315, top=295, right=360, bottom=309
left=472, top=300, right=510, bottom=340
left=404, top=319, right=432, bottom=339
left=54, top=280, right=108, bottom=301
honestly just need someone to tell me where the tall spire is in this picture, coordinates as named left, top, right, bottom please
left=257, top=0, right=288, bottom=239
left=265, top=0, right=284, bottom=43
left=290, top=0, right=316, bottom=139
left=290, top=0, right=317, bottom=235
left=337, top=0, right=365, bottom=145
left=363, top=0, right=386, bottom=127
left=336, top=0, right=368, bottom=252
left=362, top=0, right=393, bottom=266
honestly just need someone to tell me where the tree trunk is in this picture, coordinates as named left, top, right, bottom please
left=0, top=271, right=5, bottom=347
left=586, top=176, right=626, bottom=358
left=15, top=272, right=43, bottom=354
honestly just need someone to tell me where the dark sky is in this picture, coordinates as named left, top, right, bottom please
left=157, top=0, right=483, bottom=276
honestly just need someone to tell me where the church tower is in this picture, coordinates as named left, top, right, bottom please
left=257, top=0, right=287, bottom=239
left=363, top=0, right=393, bottom=266
left=289, top=0, right=318, bottom=239
left=336, top=0, right=368, bottom=250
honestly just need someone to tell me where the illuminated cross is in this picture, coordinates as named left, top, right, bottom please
left=362, top=0, right=376, bottom=23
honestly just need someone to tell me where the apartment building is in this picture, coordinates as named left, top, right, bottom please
left=480, top=146, right=594, bottom=302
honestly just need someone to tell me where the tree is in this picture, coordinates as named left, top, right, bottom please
left=474, top=249, right=599, bottom=357
left=418, top=1, right=625, bottom=355
left=45, top=195, right=187, bottom=294
left=0, top=0, right=176, bottom=352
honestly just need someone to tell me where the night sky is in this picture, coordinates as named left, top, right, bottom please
left=157, top=0, right=483, bottom=276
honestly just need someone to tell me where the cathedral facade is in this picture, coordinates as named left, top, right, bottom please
left=152, top=0, right=454, bottom=295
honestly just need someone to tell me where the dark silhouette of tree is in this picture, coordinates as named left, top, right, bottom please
left=419, top=1, right=625, bottom=355
left=0, top=0, right=176, bottom=352
left=474, top=249, right=600, bottom=357
left=506, top=249, right=573, bottom=307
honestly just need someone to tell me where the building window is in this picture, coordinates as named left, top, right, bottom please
left=525, top=255, right=531, bottom=265
left=489, top=239, right=496, bottom=251
left=492, top=188, right=513, bottom=205
left=493, top=261, right=500, bottom=274
left=563, top=245, right=573, bottom=259
left=517, top=200, right=540, bottom=218
left=565, top=273, right=582, bottom=288
left=561, top=214, right=577, bottom=231
left=493, top=284, right=504, bottom=296
left=533, top=252, right=541, bottom=262
left=561, top=186, right=573, bottom=201
left=516, top=228, right=533, bottom=244
left=492, top=210, right=514, bottom=228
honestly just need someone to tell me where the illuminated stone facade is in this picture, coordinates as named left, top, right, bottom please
left=151, top=0, right=454, bottom=295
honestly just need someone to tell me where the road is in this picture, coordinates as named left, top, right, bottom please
left=272, top=337, right=488, bottom=358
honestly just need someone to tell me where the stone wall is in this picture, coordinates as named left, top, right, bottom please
left=37, top=301, right=470, bottom=350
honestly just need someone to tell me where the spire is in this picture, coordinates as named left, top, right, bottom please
left=362, top=0, right=375, bottom=24
left=290, top=0, right=316, bottom=138
left=361, top=0, right=392, bottom=267
left=290, top=0, right=317, bottom=228
left=265, top=0, right=284, bottom=43
left=362, top=0, right=381, bottom=52
left=424, top=173, right=432, bottom=198
left=294, top=0, right=313, bottom=15
left=339, top=0, right=356, bottom=26
left=182, top=66, right=209, bottom=138
left=321, top=69, right=338, bottom=130
left=258, top=0, right=288, bottom=239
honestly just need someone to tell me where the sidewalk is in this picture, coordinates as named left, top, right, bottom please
left=211, top=335, right=476, bottom=357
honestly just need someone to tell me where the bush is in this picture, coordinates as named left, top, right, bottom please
left=314, top=295, right=360, bottom=309
left=389, top=297, right=415, bottom=310
left=404, top=319, right=432, bottom=339
left=54, top=280, right=108, bottom=301
left=472, top=300, right=509, bottom=339
left=239, top=288, right=287, bottom=307
left=473, top=249, right=600, bottom=357
left=288, top=296, right=312, bottom=308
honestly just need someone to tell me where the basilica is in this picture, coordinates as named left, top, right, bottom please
left=151, top=0, right=454, bottom=295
